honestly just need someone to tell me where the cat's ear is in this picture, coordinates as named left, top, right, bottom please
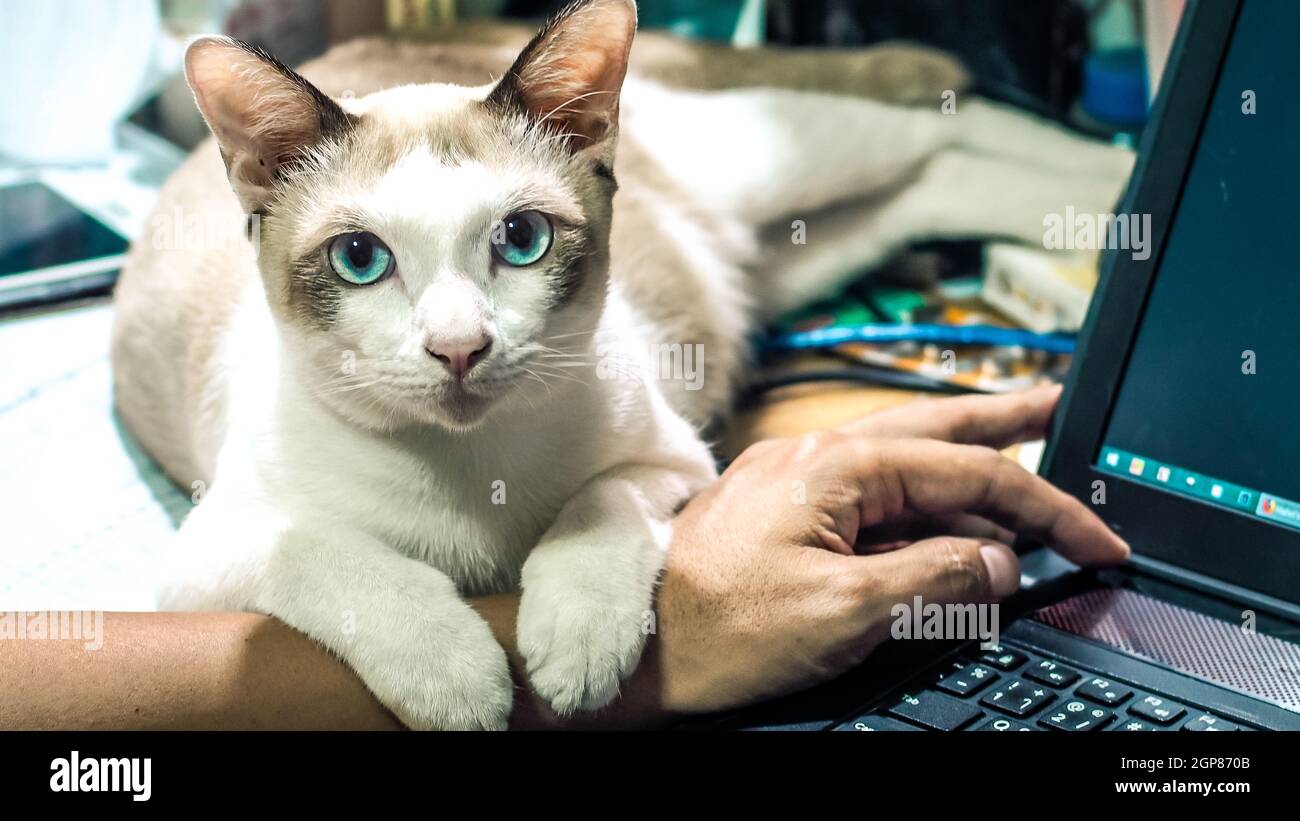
left=487, top=0, right=636, bottom=154
left=185, top=36, right=353, bottom=213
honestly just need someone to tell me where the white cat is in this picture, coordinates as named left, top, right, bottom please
left=111, top=0, right=1132, bottom=728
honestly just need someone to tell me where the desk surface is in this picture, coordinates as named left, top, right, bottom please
left=722, top=378, right=922, bottom=458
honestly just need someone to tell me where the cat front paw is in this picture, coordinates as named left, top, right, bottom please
left=375, top=610, right=514, bottom=731
left=517, top=584, right=649, bottom=715
left=401, top=651, right=513, bottom=731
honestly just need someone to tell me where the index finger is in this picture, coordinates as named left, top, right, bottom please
left=843, top=384, right=1061, bottom=449
left=846, top=436, right=1130, bottom=567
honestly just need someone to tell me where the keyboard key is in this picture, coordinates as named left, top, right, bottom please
left=980, top=679, right=1055, bottom=717
left=1183, top=714, right=1239, bottom=732
left=977, top=644, right=1028, bottom=671
left=1024, top=659, right=1081, bottom=689
left=975, top=717, right=1036, bottom=731
left=1110, top=718, right=1168, bottom=731
left=1075, top=676, right=1133, bottom=706
left=1129, top=695, right=1187, bottom=725
left=935, top=662, right=999, bottom=697
left=834, top=714, right=923, bottom=732
left=885, top=691, right=984, bottom=731
left=1039, top=700, right=1114, bottom=731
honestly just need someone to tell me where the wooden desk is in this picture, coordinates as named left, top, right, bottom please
left=720, top=354, right=1032, bottom=465
left=723, top=388, right=920, bottom=458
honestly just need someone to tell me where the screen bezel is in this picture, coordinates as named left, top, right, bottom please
left=1039, top=0, right=1300, bottom=606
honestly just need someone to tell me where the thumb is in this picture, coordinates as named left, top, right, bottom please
left=864, top=537, right=1020, bottom=614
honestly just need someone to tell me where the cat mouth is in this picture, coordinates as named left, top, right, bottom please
left=432, top=381, right=499, bottom=426
left=404, top=365, right=539, bottom=428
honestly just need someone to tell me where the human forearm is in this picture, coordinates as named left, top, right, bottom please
left=0, top=605, right=670, bottom=730
left=0, top=611, right=401, bottom=730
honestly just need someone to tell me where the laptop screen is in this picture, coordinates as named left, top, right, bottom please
left=1095, top=0, right=1300, bottom=533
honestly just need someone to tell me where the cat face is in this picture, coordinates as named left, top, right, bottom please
left=185, top=0, right=635, bottom=431
left=261, top=84, right=616, bottom=431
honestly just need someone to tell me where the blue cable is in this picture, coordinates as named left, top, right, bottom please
left=762, top=323, right=1076, bottom=355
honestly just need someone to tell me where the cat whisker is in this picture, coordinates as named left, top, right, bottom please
left=522, top=345, right=587, bottom=357
left=527, top=365, right=585, bottom=387
left=520, top=367, right=555, bottom=400
left=533, top=354, right=590, bottom=364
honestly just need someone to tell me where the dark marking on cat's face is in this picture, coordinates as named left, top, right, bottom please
left=546, top=225, right=598, bottom=310
left=287, top=246, right=344, bottom=330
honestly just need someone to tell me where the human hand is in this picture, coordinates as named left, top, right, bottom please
left=652, top=385, right=1129, bottom=713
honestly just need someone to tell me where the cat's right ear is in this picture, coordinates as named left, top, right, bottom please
left=185, top=36, right=353, bottom=213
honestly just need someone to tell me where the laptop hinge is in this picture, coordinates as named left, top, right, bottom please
left=1128, top=554, right=1300, bottom=623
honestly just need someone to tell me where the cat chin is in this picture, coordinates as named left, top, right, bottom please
left=315, top=383, right=503, bottom=433
left=428, top=392, right=500, bottom=431
left=397, top=383, right=506, bottom=432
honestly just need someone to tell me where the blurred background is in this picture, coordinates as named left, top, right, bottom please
left=0, top=0, right=1182, bottom=610
left=0, top=0, right=1184, bottom=163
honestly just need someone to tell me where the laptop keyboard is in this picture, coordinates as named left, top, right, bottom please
left=833, top=641, right=1248, bottom=732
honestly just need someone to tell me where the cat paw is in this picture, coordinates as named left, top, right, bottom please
left=517, top=584, right=648, bottom=715
left=379, top=613, right=514, bottom=731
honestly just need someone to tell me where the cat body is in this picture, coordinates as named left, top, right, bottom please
left=112, top=0, right=1132, bottom=728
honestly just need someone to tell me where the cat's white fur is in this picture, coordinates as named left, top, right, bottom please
left=113, top=0, right=1132, bottom=728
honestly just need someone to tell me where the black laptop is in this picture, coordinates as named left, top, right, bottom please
left=720, top=0, right=1300, bottom=732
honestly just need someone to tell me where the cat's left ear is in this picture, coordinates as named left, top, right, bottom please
left=487, top=0, right=636, bottom=155
left=185, top=36, right=354, bottom=213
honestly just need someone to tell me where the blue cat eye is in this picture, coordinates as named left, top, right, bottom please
left=491, top=210, right=553, bottom=267
left=328, top=231, right=394, bottom=285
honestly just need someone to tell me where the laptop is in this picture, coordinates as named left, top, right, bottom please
left=719, top=0, right=1300, bottom=732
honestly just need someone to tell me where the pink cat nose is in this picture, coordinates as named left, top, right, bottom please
left=427, top=334, right=493, bottom=380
